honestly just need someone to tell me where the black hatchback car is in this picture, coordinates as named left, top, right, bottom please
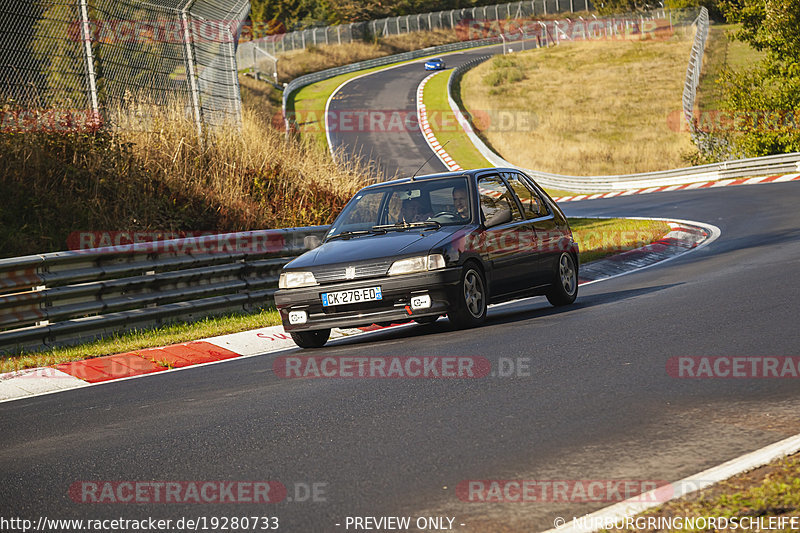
left=274, top=168, right=579, bottom=348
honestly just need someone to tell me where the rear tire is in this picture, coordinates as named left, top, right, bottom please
left=448, top=265, right=487, bottom=329
left=290, top=329, right=330, bottom=349
left=546, top=252, right=578, bottom=306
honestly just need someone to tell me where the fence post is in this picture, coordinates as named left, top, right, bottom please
left=180, top=1, right=203, bottom=138
left=78, top=0, right=100, bottom=119
left=228, top=28, right=243, bottom=126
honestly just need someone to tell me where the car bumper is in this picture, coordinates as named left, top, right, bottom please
left=274, top=267, right=462, bottom=332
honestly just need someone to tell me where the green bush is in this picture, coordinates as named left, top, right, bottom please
left=714, top=0, right=800, bottom=156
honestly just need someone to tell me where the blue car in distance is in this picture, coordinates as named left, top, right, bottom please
left=424, top=58, right=446, bottom=71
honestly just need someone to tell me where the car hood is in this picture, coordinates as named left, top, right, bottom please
left=285, top=226, right=460, bottom=269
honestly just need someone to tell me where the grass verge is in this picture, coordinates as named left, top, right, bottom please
left=1, top=217, right=671, bottom=372
left=570, top=217, right=671, bottom=265
left=421, top=69, right=582, bottom=198
left=601, top=452, right=800, bottom=532
left=459, top=29, right=698, bottom=176
left=0, top=309, right=281, bottom=374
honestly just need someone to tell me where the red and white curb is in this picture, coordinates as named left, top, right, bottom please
left=417, top=73, right=462, bottom=172
left=551, top=173, right=800, bottom=203
left=0, top=218, right=718, bottom=403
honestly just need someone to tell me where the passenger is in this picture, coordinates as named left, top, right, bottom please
left=452, top=186, right=470, bottom=220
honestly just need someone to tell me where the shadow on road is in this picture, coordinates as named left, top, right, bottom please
left=322, top=282, right=683, bottom=350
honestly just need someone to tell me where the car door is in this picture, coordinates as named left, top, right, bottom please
left=476, top=174, right=531, bottom=297
left=504, top=172, right=559, bottom=285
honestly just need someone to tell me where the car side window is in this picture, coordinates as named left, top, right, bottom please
left=477, top=176, right=523, bottom=227
left=504, top=172, right=549, bottom=219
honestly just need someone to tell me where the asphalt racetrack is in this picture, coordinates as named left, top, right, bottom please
left=327, top=44, right=512, bottom=179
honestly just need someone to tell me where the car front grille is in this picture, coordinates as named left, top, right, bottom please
left=312, top=261, right=392, bottom=283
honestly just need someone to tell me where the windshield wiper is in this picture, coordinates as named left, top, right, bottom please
left=325, top=230, right=373, bottom=241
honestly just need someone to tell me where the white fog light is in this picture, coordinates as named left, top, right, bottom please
left=288, top=310, right=308, bottom=325
left=410, top=294, right=431, bottom=310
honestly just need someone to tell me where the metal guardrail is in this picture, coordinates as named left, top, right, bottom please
left=518, top=153, right=800, bottom=192
left=0, top=227, right=329, bottom=353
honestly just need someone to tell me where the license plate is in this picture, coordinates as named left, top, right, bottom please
left=321, top=287, right=382, bottom=307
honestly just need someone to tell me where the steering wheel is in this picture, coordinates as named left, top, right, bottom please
left=428, top=211, right=460, bottom=220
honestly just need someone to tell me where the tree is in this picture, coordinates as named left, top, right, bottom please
left=714, top=0, right=800, bottom=156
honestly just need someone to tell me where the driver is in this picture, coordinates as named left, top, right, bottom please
left=401, top=198, right=431, bottom=223
left=452, top=186, right=470, bottom=220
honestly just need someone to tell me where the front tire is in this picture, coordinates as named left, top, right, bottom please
left=290, top=329, right=330, bottom=349
left=448, top=265, right=487, bottom=329
left=546, top=252, right=578, bottom=306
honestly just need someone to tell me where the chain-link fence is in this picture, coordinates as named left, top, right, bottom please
left=1, top=0, right=249, bottom=134
left=680, top=7, right=732, bottom=158
left=238, top=0, right=595, bottom=71
left=682, top=7, right=708, bottom=134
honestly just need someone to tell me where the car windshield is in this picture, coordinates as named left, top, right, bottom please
left=326, top=177, right=471, bottom=240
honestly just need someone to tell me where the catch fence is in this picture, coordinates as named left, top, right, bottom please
left=1, top=0, right=250, bottom=134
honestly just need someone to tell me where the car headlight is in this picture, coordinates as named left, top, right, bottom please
left=279, top=271, right=318, bottom=289
left=388, top=254, right=445, bottom=276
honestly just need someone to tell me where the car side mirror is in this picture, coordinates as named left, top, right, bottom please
left=304, top=235, right=322, bottom=249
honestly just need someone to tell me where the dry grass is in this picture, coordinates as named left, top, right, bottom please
left=261, top=29, right=462, bottom=82
left=459, top=27, right=698, bottom=176
left=0, top=88, right=376, bottom=257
